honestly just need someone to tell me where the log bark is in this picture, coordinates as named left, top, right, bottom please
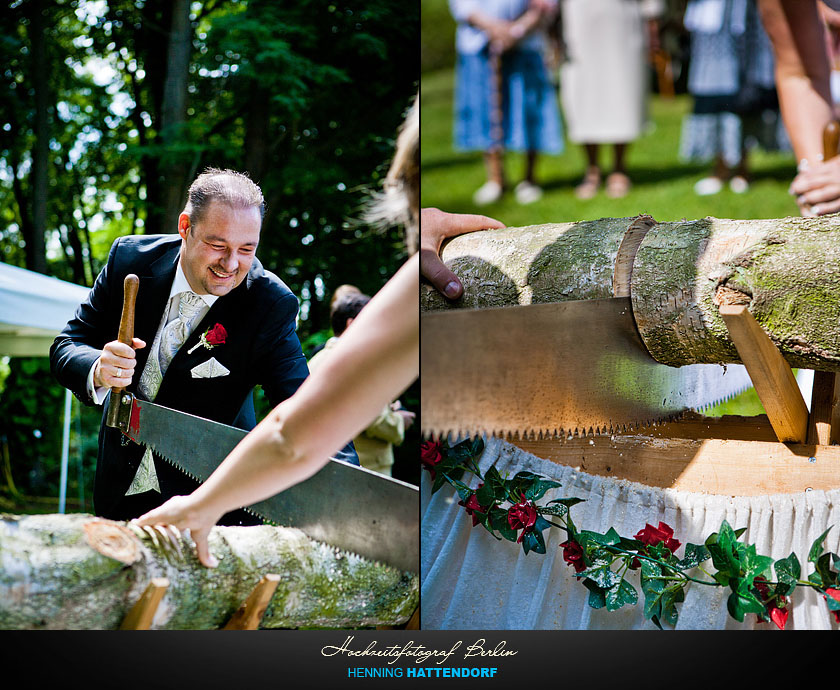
left=0, top=514, right=418, bottom=630
left=421, top=215, right=840, bottom=372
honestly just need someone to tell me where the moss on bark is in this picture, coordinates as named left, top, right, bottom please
left=0, top=513, right=418, bottom=629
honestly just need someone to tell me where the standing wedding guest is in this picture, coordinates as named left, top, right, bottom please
left=560, top=0, right=663, bottom=199
left=50, top=168, right=357, bottom=524
left=680, top=0, right=788, bottom=196
left=449, top=0, right=563, bottom=206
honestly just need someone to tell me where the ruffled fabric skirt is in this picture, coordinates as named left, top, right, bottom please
left=421, top=437, right=840, bottom=630
left=453, top=49, right=563, bottom=154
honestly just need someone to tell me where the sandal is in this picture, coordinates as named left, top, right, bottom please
left=605, top=172, right=631, bottom=199
left=574, top=167, right=601, bottom=200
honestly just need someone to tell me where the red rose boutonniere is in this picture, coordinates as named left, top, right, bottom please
left=188, top=323, right=227, bottom=354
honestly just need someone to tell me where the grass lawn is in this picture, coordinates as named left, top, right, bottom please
left=420, top=68, right=801, bottom=226
left=420, top=67, right=810, bottom=417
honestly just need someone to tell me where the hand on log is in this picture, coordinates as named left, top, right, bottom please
left=420, top=207, right=505, bottom=299
left=134, top=494, right=219, bottom=568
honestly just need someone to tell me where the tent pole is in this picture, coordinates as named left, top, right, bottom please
left=59, top=388, right=71, bottom=514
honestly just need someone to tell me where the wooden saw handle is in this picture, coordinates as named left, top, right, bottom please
left=105, top=274, right=139, bottom=428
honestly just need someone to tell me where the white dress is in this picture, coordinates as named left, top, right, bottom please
left=560, top=0, right=663, bottom=143
left=421, top=436, right=840, bottom=630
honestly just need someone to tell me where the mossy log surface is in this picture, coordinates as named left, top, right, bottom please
left=0, top=513, right=418, bottom=630
left=421, top=215, right=840, bottom=372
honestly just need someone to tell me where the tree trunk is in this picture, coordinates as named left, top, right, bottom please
left=0, top=514, right=418, bottom=630
left=159, top=0, right=192, bottom=233
left=25, top=0, right=49, bottom=274
left=421, top=215, right=840, bottom=372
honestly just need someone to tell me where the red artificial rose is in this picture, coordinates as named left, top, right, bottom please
left=560, top=539, right=586, bottom=573
left=420, top=441, right=443, bottom=478
left=458, top=486, right=488, bottom=527
left=754, top=577, right=789, bottom=630
left=206, top=323, right=227, bottom=346
left=634, top=521, right=681, bottom=553
left=769, top=605, right=789, bottom=630
left=507, top=499, right=538, bottom=543
left=824, top=588, right=840, bottom=623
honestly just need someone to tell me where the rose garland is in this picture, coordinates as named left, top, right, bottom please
left=421, top=438, right=840, bottom=630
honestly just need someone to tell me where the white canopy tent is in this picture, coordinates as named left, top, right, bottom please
left=0, top=261, right=91, bottom=512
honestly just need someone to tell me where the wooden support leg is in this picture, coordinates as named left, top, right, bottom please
left=376, top=607, right=420, bottom=631
left=120, top=577, right=169, bottom=630
left=809, top=371, right=840, bottom=445
left=223, top=574, right=280, bottom=630
left=719, top=305, right=808, bottom=443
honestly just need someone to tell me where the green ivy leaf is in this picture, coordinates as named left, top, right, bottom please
left=470, top=436, right=485, bottom=458
left=524, top=479, right=563, bottom=502
left=815, top=552, right=837, bottom=589
left=677, top=543, right=711, bottom=570
left=547, top=497, right=586, bottom=508
left=605, top=579, right=638, bottom=612
left=484, top=466, right=507, bottom=501
left=727, top=588, right=765, bottom=622
left=522, top=528, right=546, bottom=555
left=475, top=482, right=496, bottom=507
left=640, top=560, right=666, bottom=620
left=660, top=586, right=683, bottom=627
left=488, top=506, right=517, bottom=542
left=809, top=528, right=833, bottom=565
left=774, top=553, right=801, bottom=595
left=580, top=559, right=620, bottom=590
left=578, top=528, right=621, bottom=548
left=583, top=579, right=606, bottom=609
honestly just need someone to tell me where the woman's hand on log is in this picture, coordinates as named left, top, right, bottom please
left=420, top=207, right=505, bottom=299
left=790, top=157, right=840, bottom=216
left=133, top=496, right=220, bottom=568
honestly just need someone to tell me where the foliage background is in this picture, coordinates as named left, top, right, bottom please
left=0, top=0, right=420, bottom=512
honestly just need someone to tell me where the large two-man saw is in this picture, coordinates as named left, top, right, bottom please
left=106, top=274, right=418, bottom=573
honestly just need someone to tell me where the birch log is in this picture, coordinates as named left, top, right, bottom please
left=421, top=215, right=840, bottom=372
left=0, top=514, right=418, bottom=630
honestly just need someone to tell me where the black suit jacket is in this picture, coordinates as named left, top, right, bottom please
left=50, top=234, right=357, bottom=521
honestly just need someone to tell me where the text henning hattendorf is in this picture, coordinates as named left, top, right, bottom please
left=321, top=636, right=517, bottom=665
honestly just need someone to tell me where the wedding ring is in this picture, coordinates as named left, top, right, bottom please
left=115, top=367, right=123, bottom=378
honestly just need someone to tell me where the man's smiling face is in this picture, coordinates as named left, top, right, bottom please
left=178, top=200, right=261, bottom=296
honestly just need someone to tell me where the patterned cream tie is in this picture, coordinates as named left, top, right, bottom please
left=127, top=291, right=206, bottom=496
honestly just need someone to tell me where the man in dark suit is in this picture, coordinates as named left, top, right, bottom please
left=51, top=168, right=357, bottom=523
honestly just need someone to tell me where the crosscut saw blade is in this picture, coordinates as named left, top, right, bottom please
left=421, top=296, right=752, bottom=438
left=109, top=394, right=418, bottom=573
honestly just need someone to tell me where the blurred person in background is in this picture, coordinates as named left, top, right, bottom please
left=679, top=0, right=788, bottom=197
left=308, top=292, right=415, bottom=477
left=449, top=0, right=563, bottom=206
left=560, top=0, right=663, bottom=200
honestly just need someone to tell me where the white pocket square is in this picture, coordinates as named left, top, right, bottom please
left=190, top=357, right=230, bottom=379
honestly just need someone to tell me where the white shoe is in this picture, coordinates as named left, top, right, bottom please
left=473, top=180, right=503, bottom=205
left=694, top=176, right=723, bottom=196
left=729, top=175, right=749, bottom=194
left=514, top=181, right=543, bottom=204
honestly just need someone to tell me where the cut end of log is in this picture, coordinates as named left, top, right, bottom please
left=84, top=520, right=142, bottom=565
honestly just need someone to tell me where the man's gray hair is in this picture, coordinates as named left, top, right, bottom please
left=184, top=168, right=265, bottom=225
